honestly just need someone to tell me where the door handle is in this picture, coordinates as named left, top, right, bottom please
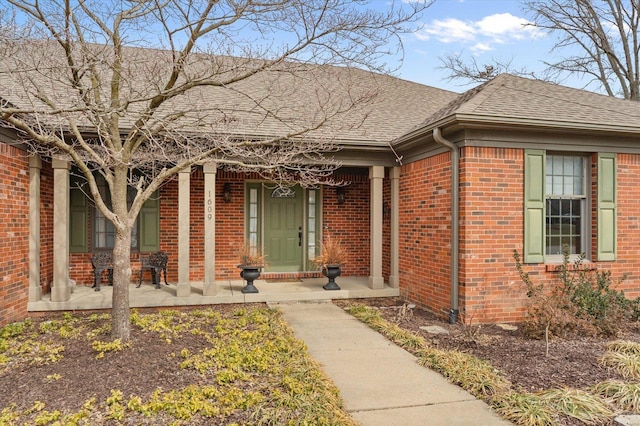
left=298, top=226, right=302, bottom=246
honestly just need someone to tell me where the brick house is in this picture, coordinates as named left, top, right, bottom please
left=3, top=62, right=640, bottom=327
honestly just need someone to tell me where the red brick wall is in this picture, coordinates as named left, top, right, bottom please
left=399, top=152, right=453, bottom=318
left=599, top=153, right=640, bottom=299
left=213, top=172, right=247, bottom=278
left=189, top=170, right=204, bottom=281
left=158, top=175, right=178, bottom=282
left=401, top=148, right=640, bottom=324
left=40, top=161, right=54, bottom=293
left=458, top=147, right=527, bottom=323
left=0, top=144, right=29, bottom=327
left=323, top=173, right=370, bottom=277
left=382, top=175, right=391, bottom=280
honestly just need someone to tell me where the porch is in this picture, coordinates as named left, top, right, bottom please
left=27, top=277, right=399, bottom=313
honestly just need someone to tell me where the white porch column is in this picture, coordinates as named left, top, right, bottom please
left=369, top=166, right=384, bottom=289
left=177, top=169, right=191, bottom=297
left=203, top=163, right=217, bottom=296
left=29, top=156, right=42, bottom=302
left=389, top=167, right=400, bottom=288
left=51, top=158, right=71, bottom=302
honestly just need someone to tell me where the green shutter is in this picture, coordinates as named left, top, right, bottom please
left=69, top=187, right=88, bottom=253
left=524, top=149, right=545, bottom=263
left=597, top=153, right=616, bottom=261
left=139, top=192, right=159, bottom=252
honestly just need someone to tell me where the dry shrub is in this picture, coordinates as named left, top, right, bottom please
left=514, top=250, right=637, bottom=339
left=311, top=234, right=347, bottom=269
left=236, top=244, right=266, bottom=267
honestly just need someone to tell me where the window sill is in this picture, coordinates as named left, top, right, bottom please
left=545, top=262, right=598, bottom=272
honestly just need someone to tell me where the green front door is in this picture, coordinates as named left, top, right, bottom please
left=264, top=185, right=303, bottom=271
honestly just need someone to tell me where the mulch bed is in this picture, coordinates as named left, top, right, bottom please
left=0, top=304, right=256, bottom=424
left=3, top=298, right=639, bottom=425
left=336, top=297, right=640, bottom=393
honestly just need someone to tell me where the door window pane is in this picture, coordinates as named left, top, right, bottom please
left=307, top=189, right=317, bottom=260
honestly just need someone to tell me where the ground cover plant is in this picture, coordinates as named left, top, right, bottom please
left=338, top=298, right=640, bottom=426
left=0, top=305, right=357, bottom=425
left=3, top=260, right=640, bottom=426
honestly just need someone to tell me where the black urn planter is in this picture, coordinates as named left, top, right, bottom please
left=238, top=265, right=262, bottom=294
left=322, top=265, right=342, bottom=290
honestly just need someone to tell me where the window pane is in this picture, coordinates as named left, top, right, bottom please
left=564, top=156, right=573, bottom=175
left=563, top=175, right=573, bottom=194
left=574, top=157, right=583, bottom=176
left=553, top=176, right=563, bottom=195
left=545, top=201, right=583, bottom=255
left=545, top=157, right=585, bottom=257
left=553, top=156, right=563, bottom=175
left=93, top=175, right=140, bottom=250
left=248, top=187, right=259, bottom=248
left=547, top=236, right=562, bottom=255
left=571, top=199, right=581, bottom=215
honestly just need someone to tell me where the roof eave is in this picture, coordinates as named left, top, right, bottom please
left=454, top=114, right=640, bottom=136
left=392, top=113, right=640, bottom=149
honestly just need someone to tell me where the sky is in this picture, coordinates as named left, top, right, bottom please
left=5, top=0, right=586, bottom=95
left=393, top=0, right=572, bottom=93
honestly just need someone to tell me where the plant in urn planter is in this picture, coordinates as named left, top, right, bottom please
left=237, top=244, right=266, bottom=294
left=312, top=234, right=347, bottom=290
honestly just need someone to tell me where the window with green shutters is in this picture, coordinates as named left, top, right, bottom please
left=523, top=150, right=616, bottom=263
left=68, top=173, right=160, bottom=253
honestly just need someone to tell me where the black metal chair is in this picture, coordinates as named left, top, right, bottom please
left=137, top=251, right=169, bottom=289
left=91, top=252, right=113, bottom=291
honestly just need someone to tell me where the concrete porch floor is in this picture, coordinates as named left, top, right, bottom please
left=27, top=277, right=400, bottom=313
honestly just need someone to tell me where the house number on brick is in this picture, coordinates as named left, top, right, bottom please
left=207, top=191, right=213, bottom=221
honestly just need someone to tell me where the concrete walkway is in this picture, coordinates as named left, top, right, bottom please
left=274, top=301, right=512, bottom=426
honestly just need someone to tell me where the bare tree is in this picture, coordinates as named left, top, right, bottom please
left=438, top=52, right=540, bottom=87
left=440, top=1, right=640, bottom=99
left=0, top=0, right=431, bottom=340
left=526, top=0, right=640, bottom=100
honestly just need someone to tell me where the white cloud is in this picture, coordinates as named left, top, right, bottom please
left=415, top=18, right=476, bottom=42
left=471, top=42, right=493, bottom=53
left=476, top=13, right=540, bottom=41
left=416, top=12, right=542, bottom=47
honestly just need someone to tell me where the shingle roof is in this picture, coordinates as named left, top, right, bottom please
left=5, top=42, right=640, bottom=148
left=420, top=73, right=640, bottom=132
left=0, top=42, right=458, bottom=146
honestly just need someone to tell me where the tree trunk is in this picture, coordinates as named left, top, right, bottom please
left=111, top=230, right=132, bottom=341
